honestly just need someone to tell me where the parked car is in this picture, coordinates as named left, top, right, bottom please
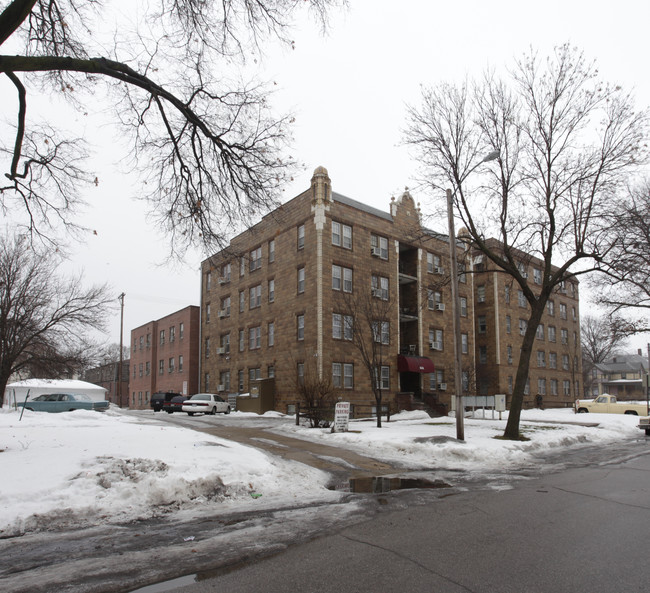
left=19, top=393, right=109, bottom=413
left=150, top=391, right=182, bottom=412
left=163, top=395, right=188, bottom=413
left=182, top=393, right=230, bottom=416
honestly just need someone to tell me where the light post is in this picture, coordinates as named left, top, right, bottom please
left=118, top=292, right=125, bottom=408
left=447, top=150, right=499, bottom=440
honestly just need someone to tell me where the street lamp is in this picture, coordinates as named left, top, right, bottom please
left=447, top=150, right=499, bottom=440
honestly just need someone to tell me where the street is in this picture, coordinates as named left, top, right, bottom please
left=141, top=438, right=650, bottom=593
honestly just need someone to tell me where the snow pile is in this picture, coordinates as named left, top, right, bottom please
left=0, top=408, right=335, bottom=537
left=0, top=406, right=643, bottom=538
left=275, top=407, right=642, bottom=470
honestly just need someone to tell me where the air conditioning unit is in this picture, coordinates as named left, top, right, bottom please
left=409, top=344, right=416, bottom=353
left=435, top=303, right=446, bottom=311
left=429, top=341, right=442, bottom=351
left=216, top=347, right=226, bottom=355
left=218, top=276, right=229, bottom=284
left=371, top=288, right=382, bottom=298
left=521, top=272, right=528, bottom=279
left=434, top=266, right=444, bottom=275
left=217, top=384, right=225, bottom=392
left=218, top=309, right=227, bottom=318
left=371, top=246, right=382, bottom=257
left=438, top=383, right=448, bottom=391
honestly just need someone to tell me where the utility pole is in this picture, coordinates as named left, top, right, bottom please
left=118, top=293, right=126, bottom=408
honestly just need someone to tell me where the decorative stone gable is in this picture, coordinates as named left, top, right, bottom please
left=390, top=188, right=422, bottom=234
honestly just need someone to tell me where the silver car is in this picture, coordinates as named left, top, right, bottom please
left=182, top=393, right=230, bottom=416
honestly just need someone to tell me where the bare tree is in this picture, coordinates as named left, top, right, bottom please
left=405, top=44, right=648, bottom=439
left=293, top=357, right=338, bottom=428
left=581, top=314, right=629, bottom=395
left=595, top=181, right=650, bottom=333
left=338, top=277, right=396, bottom=428
left=0, top=0, right=342, bottom=253
left=0, top=233, right=114, bottom=399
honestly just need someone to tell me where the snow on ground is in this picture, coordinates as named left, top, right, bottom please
left=0, top=405, right=643, bottom=537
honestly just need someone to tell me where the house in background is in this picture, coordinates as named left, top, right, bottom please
left=592, top=352, right=649, bottom=400
left=129, top=306, right=200, bottom=409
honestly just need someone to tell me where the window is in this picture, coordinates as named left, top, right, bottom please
left=297, top=314, right=304, bottom=340
left=518, top=290, right=527, bottom=308
left=139, top=336, right=143, bottom=350
left=297, top=363, right=304, bottom=386
left=478, top=315, right=487, bottom=334
left=297, top=267, right=305, bottom=294
left=332, top=265, right=353, bottom=293
left=268, top=279, right=275, bottom=303
left=332, top=362, right=354, bottom=389
left=221, top=262, right=231, bottom=283
left=249, top=247, right=262, bottom=272
left=206, top=303, right=211, bottom=323
left=249, top=326, right=261, bottom=350
left=205, top=373, right=210, bottom=392
left=507, top=345, right=513, bottom=364
left=536, top=324, right=545, bottom=340
left=220, top=371, right=230, bottom=392
left=145, top=361, right=150, bottom=376
left=238, top=370, right=244, bottom=391
left=551, top=379, right=558, bottom=396
left=427, top=289, right=442, bottom=310
left=268, top=366, right=275, bottom=378
left=561, top=328, right=569, bottom=344
left=477, top=285, right=486, bottom=303
left=504, top=285, right=511, bottom=304
left=205, top=337, right=210, bottom=357
left=562, top=354, right=570, bottom=370
left=548, top=326, right=556, bottom=342
left=169, top=357, right=175, bottom=373
left=179, top=323, right=184, bottom=340
left=479, top=346, right=487, bottom=364
left=268, top=322, right=275, bottom=347
left=533, top=268, right=542, bottom=285
left=372, top=275, right=389, bottom=300
left=239, top=290, right=245, bottom=312
left=572, top=306, right=577, bottom=321
left=560, top=303, right=567, bottom=319
left=178, top=355, right=183, bottom=372
left=297, top=224, right=305, bottom=249
left=268, top=239, right=275, bottom=263
left=371, top=234, right=389, bottom=259
left=332, top=313, right=342, bottom=339
left=239, top=329, right=245, bottom=352
left=538, top=378, right=546, bottom=395
left=563, top=380, right=571, bottom=396
left=372, top=321, right=390, bottom=345
left=549, top=352, right=557, bottom=369
left=460, top=297, right=468, bottom=317
left=519, top=319, right=527, bottom=335
left=220, top=296, right=231, bottom=317
left=547, top=300, right=555, bottom=316
left=379, top=366, right=390, bottom=391
left=169, top=326, right=175, bottom=342
left=537, top=351, right=546, bottom=367
left=146, top=333, right=151, bottom=348
left=240, top=256, right=246, bottom=277
left=159, top=360, right=164, bottom=375
left=160, top=330, right=165, bottom=345
left=427, top=252, right=442, bottom=274
left=249, top=368, right=261, bottom=382
left=461, top=333, right=468, bottom=354
left=139, top=363, right=143, bottom=377
left=429, top=328, right=444, bottom=350
left=206, top=271, right=212, bottom=291
left=332, top=221, right=352, bottom=249
left=249, top=284, right=262, bottom=309
left=506, top=315, right=511, bottom=333
left=221, top=333, right=230, bottom=354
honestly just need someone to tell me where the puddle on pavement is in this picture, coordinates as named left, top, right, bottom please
left=348, top=475, right=451, bottom=493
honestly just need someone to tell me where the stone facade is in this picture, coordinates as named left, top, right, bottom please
left=129, top=306, right=200, bottom=409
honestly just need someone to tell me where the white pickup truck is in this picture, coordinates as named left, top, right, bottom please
left=574, top=394, right=649, bottom=415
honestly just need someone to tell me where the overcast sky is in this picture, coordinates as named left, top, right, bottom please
left=7, top=0, right=650, bottom=352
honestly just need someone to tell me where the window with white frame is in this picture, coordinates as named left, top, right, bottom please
left=239, top=290, right=245, bottom=312
left=478, top=315, right=487, bottom=334
left=460, top=296, right=468, bottom=317
left=561, top=328, right=569, bottom=344
left=372, top=320, right=390, bottom=344
left=519, top=319, right=527, bottom=335
left=427, top=252, right=442, bottom=274
left=268, top=239, right=275, bottom=263
left=427, top=289, right=442, bottom=310
left=268, top=322, right=275, bottom=347
left=220, top=296, right=231, bottom=317
left=507, top=345, right=513, bottom=364
left=204, top=337, right=210, bottom=357
left=371, top=234, right=389, bottom=259
left=563, top=380, right=571, bottom=395
left=429, top=328, right=443, bottom=350
left=547, top=300, right=555, bottom=316
left=297, top=314, right=304, bottom=341
left=518, top=290, right=527, bottom=308
left=533, top=268, right=542, bottom=284
left=249, top=284, right=261, bottom=309
left=550, top=379, right=558, bottom=395
left=206, top=271, right=212, bottom=291
left=160, top=329, right=165, bottom=345
left=178, top=356, right=183, bottom=372
left=536, top=324, right=545, bottom=340
left=249, top=326, right=261, bottom=350
left=169, top=326, right=175, bottom=342
left=371, top=275, right=389, bottom=300
left=374, top=366, right=390, bottom=390
left=549, top=352, right=557, bottom=369
left=461, top=333, right=468, bottom=354
left=538, top=378, right=546, bottom=395
left=479, top=346, right=487, bottom=364
left=332, top=221, right=352, bottom=249
left=159, top=359, right=164, bottom=375
left=168, top=357, right=175, bottom=373
left=239, top=329, right=245, bottom=352
left=297, top=224, right=305, bottom=249
left=537, top=350, right=546, bottom=367
left=548, top=326, right=556, bottom=342
left=268, top=278, right=275, bottom=302
left=249, top=247, right=262, bottom=272
left=220, top=371, right=230, bottom=392
left=506, top=315, right=511, bottom=333
left=562, top=354, right=570, bottom=370
left=221, top=333, right=230, bottom=354
left=477, top=285, right=486, bottom=303
left=332, top=265, right=353, bottom=292
left=560, top=303, right=567, bottom=319
left=297, top=267, right=305, bottom=293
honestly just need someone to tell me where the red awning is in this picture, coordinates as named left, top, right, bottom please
left=397, top=355, right=435, bottom=373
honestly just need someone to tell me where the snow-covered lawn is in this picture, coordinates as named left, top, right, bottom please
left=0, top=405, right=643, bottom=537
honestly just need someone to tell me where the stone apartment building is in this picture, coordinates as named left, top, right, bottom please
left=471, top=241, right=582, bottom=407
left=129, top=306, right=200, bottom=409
left=200, top=167, right=582, bottom=415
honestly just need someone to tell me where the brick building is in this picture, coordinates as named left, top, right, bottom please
left=82, top=360, right=130, bottom=406
left=200, top=167, right=582, bottom=415
left=129, top=306, right=200, bottom=409
left=471, top=241, right=582, bottom=408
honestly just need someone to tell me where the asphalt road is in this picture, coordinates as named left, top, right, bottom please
left=137, top=437, right=650, bottom=593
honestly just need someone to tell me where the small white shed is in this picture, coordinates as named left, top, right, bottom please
left=3, top=379, right=108, bottom=406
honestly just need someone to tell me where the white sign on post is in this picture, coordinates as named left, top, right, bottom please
left=332, top=401, right=350, bottom=433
